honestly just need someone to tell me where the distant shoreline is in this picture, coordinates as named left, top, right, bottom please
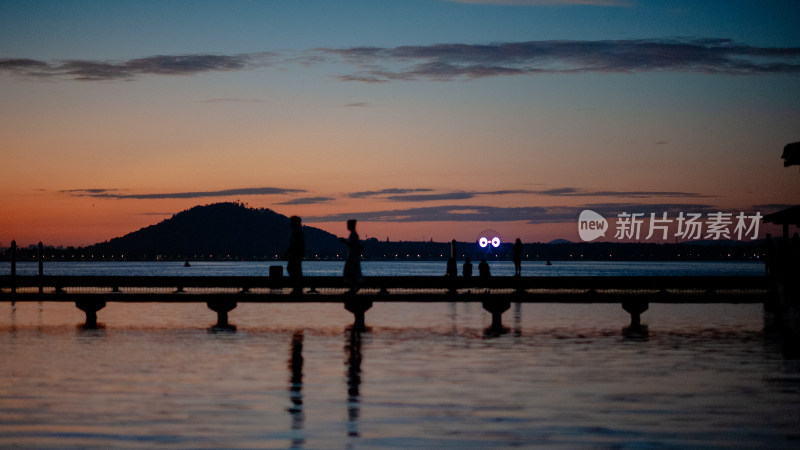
left=1, top=240, right=765, bottom=263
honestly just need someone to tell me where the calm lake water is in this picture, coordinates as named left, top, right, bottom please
left=2, top=261, right=799, bottom=448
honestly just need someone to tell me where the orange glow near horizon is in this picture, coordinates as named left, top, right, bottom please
left=1, top=188, right=789, bottom=248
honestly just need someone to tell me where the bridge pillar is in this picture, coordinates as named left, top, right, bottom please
left=207, top=300, right=237, bottom=330
left=76, top=300, right=106, bottom=328
left=344, top=299, right=372, bottom=332
left=482, top=299, right=511, bottom=332
left=622, top=301, right=649, bottom=334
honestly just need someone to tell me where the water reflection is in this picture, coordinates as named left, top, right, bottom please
left=76, top=326, right=107, bottom=338
left=345, top=327, right=363, bottom=439
left=2, top=302, right=798, bottom=447
left=8, top=302, right=15, bottom=331
left=449, top=302, right=457, bottom=336
left=288, top=330, right=305, bottom=448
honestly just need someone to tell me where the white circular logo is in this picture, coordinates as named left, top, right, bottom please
left=477, top=230, right=502, bottom=248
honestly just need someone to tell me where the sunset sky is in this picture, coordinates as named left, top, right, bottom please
left=2, top=0, right=799, bottom=247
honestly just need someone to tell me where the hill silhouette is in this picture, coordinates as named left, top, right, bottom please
left=86, top=202, right=341, bottom=260
left=4, top=202, right=764, bottom=262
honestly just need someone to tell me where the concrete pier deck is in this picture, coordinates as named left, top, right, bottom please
left=1, top=275, right=771, bottom=332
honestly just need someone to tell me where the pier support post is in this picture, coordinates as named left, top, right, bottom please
left=10, top=240, right=16, bottom=294
left=482, top=300, right=511, bottom=332
left=622, top=301, right=649, bottom=335
left=38, top=242, right=44, bottom=294
left=446, top=240, right=458, bottom=294
left=344, top=299, right=373, bottom=332
left=76, top=300, right=106, bottom=328
left=207, top=300, right=237, bottom=330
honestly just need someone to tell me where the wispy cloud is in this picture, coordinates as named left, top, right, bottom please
left=533, top=187, right=711, bottom=198
left=59, top=185, right=708, bottom=203
left=306, top=205, right=548, bottom=223
left=3, top=38, right=798, bottom=83
left=0, top=53, right=272, bottom=81
left=62, top=187, right=304, bottom=199
left=373, top=187, right=710, bottom=202
left=319, top=38, right=800, bottom=82
left=579, top=203, right=720, bottom=217
left=277, top=196, right=335, bottom=205
left=304, top=202, right=718, bottom=223
left=386, top=192, right=475, bottom=201
left=61, top=188, right=115, bottom=195
left=348, top=188, right=434, bottom=198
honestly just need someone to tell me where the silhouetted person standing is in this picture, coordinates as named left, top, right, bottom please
left=512, top=238, right=523, bottom=276
left=285, top=216, right=305, bottom=295
left=463, top=257, right=473, bottom=277
left=340, top=219, right=363, bottom=294
left=478, top=258, right=491, bottom=278
left=446, top=257, right=457, bottom=278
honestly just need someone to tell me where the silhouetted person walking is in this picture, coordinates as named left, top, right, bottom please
left=463, top=257, right=473, bottom=277
left=284, top=216, right=305, bottom=295
left=340, top=219, right=363, bottom=294
left=478, top=258, right=491, bottom=278
left=512, top=238, right=523, bottom=276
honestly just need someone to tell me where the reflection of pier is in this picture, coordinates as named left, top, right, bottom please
left=1, top=274, right=771, bottom=333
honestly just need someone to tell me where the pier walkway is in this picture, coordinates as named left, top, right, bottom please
left=1, top=275, right=771, bottom=332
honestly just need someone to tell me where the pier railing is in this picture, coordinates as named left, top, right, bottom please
left=0, top=274, right=771, bottom=333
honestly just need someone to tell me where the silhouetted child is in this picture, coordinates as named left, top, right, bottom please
left=512, top=238, right=523, bottom=276
left=284, top=216, right=305, bottom=294
left=340, top=219, right=363, bottom=293
left=463, top=257, right=473, bottom=277
left=478, top=258, right=490, bottom=278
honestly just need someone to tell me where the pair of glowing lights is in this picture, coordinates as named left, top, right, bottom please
left=478, top=237, right=501, bottom=248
